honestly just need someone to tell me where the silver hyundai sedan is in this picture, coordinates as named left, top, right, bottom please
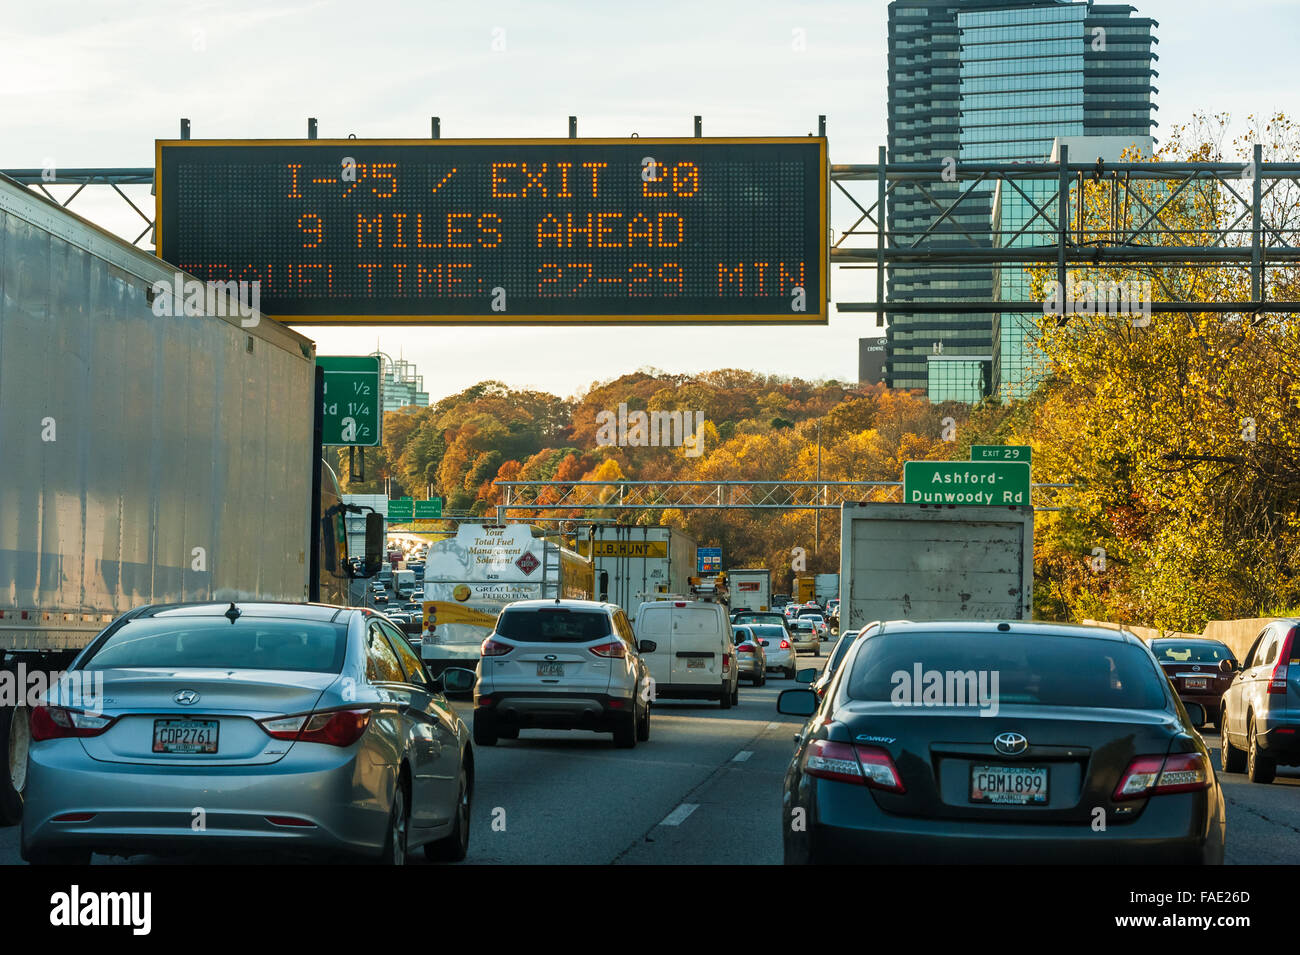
left=20, top=602, right=477, bottom=865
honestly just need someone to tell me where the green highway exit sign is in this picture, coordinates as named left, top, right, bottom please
left=318, top=356, right=380, bottom=447
left=971, top=445, right=1032, bottom=463
left=903, top=461, right=1031, bottom=506
left=387, top=498, right=413, bottom=521
left=414, top=498, right=443, bottom=519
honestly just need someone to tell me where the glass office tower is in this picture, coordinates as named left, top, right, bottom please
left=883, top=0, right=1157, bottom=401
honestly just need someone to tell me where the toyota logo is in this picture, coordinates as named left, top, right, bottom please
left=994, top=732, right=1028, bottom=756
left=174, top=689, right=200, bottom=706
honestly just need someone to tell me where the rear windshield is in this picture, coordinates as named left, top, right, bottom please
left=1151, top=642, right=1235, bottom=664
left=750, top=625, right=787, bottom=639
left=845, top=631, right=1168, bottom=710
left=733, top=612, right=784, bottom=626
left=495, top=608, right=612, bottom=643
left=82, top=617, right=348, bottom=673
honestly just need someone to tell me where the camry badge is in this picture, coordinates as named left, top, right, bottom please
left=994, top=732, right=1028, bottom=756
left=174, top=689, right=200, bottom=706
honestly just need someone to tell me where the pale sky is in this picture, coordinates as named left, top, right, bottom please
left=3, top=0, right=1296, bottom=401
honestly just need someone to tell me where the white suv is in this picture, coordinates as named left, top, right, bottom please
left=635, top=597, right=739, bottom=708
left=473, top=600, right=654, bottom=748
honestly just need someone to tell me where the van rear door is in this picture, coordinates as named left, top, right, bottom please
left=669, top=605, right=726, bottom=686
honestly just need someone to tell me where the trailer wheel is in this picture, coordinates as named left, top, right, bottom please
left=0, top=705, right=29, bottom=826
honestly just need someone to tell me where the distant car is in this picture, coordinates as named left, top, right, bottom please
left=370, top=581, right=386, bottom=594
left=1149, top=638, right=1236, bottom=730
left=824, top=599, right=840, bottom=629
left=732, top=610, right=792, bottom=637
left=373, top=593, right=389, bottom=605
left=473, top=600, right=653, bottom=747
left=732, top=625, right=768, bottom=686
left=21, top=602, right=478, bottom=865
left=750, top=623, right=797, bottom=679
left=789, top=619, right=820, bottom=656
left=777, top=620, right=1225, bottom=864
left=801, top=614, right=829, bottom=641
left=1220, top=619, right=1300, bottom=783
left=411, top=588, right=425, bottom=601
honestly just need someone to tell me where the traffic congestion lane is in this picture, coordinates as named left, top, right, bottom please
left=0, top=655, right=828, bottom=865
left=443, top=656, right=827, bottom=865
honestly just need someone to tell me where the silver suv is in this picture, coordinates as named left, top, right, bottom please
left=472, top=600, right=654, bottom=748
left=1220, top=618, right=1300, bottom=783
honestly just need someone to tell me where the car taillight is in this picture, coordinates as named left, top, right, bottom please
left=780, top=640, right=791, bottom=649
left=737, top=643, right=755, bottom=652
left=1269, top=627, right=1297, bottom=694
left=589, top=641, right=627, bottom=658
left=722, top=653, right=730, bottom=670
left=29, top=705, right=116, bottom=740
left=1113, top=753, right=1211, bottom=800
left=259, top=709, right=372, bottom=747
left=802, top=740, right=905, bottom=793
left=481, top=638, right=513, bottom=656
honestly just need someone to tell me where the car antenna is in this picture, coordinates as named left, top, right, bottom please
left=225, top=601, right=241, bottom=624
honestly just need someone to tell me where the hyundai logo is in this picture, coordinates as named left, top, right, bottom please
left=174, top=689, right=200, bottom=706
left=994, top=732, right=1028, bottom=756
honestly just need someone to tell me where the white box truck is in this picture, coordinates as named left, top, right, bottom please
left=586, top=526, right=696, bottom=622
left=727, top=569, right=772, bottom=612
left=814, top=573, right=840, bottom=606
left=419, top=524, right=593, bottom=676
left=839, top=503, right=1034, bottom=632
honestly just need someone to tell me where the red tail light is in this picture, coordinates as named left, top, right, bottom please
left=737, top=643, right=755, bottom=653
left=29, top=705, right=116, bottom=740
left=1114, top=752, right=1211, bottom=800
left=260, top=709, right=372, bottom=747
left=780, top=640, right=791, bottom=649
left=589, top=641, right=627, bottom=658
left=802, top=740, right=905, bottom=793
left=722, top=653, right=730, bottom=670
left=481, top=638, right=513, bottom=656
left=1269, top=627, right=1296, bottom=694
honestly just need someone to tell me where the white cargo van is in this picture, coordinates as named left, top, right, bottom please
left=634, top=597, right=738, bottom=708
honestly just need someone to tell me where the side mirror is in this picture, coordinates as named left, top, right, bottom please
left=795, top=667, right=817, bottom=684
left=1218, top=659, right=1235, bottom=675
left=439, top=667, right=477, bottom=695
left=777, top=688, right=818, bottom=717
left=638, top=640, right=658, bottom=654
left=759, top=640, right=769, bottom=647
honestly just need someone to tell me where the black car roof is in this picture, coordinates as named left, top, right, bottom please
left=873, top=619, right=1140, bottom=645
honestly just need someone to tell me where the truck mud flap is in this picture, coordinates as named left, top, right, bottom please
left=0, top=705, right=26, bottom=826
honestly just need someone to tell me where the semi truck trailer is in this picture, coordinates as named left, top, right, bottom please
left=0, top=173, right=375, bottom=825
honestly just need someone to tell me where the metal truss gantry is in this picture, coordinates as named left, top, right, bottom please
left=1, top=168, right=155, bottom=247
left=493, top=480, right=1072, bottom=522
left=833, top=143, right=1300, bottom=322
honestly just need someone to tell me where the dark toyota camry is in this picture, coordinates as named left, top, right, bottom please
left=778, top=621, right=1225, bottom=865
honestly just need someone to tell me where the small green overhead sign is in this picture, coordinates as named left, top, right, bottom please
left=903, top=461, right=1031, bottom=506
left=970, top=445, right=1032, bottom=463
left=318, top=356, right=380, bottom=447
left=387, top=498, right=414, bottom=521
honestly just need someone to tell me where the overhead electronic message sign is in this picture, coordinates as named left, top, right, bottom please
left=156, top=138, right=828, bottom=324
